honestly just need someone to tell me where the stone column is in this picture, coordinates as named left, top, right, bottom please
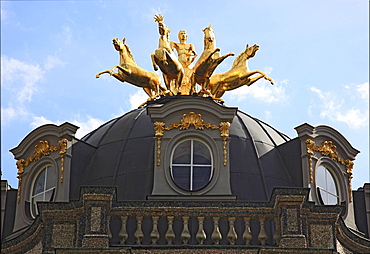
left=81, top=192, right=113, bottom=248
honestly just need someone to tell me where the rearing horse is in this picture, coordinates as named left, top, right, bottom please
left=151, top=14, right=183, bottom=95
left=208, top=44, right=274, bottom=99
left=193, top=24, right=234, bottom=94
left=96, top=38, right=166, bottom=100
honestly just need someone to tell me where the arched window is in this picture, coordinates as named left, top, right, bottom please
left=171, top=139, right=213, bottom=191
left=30, top=165, right=56, bottom=218
left=316, top=165, right=339, bottom=205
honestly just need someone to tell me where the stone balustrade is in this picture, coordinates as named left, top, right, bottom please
left=107, top=200, right=279, bottom=246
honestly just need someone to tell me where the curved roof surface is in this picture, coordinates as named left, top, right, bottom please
left=70, top=97, right=302, bottom=201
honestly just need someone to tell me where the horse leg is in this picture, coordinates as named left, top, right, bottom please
left=96, top=70, right=110, bottom=78
left=143, top=87, right=154, bottom=100
left=175, top=70, right=184, bottom=94
left=243, top=70, right=274, bottom=86
left=116, top=64, right=132, bottom=76
left=151, top=54, right=159, bottom=71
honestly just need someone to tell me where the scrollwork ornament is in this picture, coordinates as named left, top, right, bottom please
left=305, top=138, right=355, bottom=201
left=154, top=112, right=230, bottom=166
left=15, top=139, right=69, bottom=202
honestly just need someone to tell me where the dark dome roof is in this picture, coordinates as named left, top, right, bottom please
left=70, top=97, right=302, bottom=201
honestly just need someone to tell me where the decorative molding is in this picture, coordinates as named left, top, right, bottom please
left=306, top=139, right=354, bottom=201
left=15, top=139, right=68, bottom=203
left=154, top=112, right=230, bottom=166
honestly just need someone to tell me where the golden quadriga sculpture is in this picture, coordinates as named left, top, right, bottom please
left=96, top=14, right=274, bottom=103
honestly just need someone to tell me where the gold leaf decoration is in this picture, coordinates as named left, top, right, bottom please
left=15, top=139, right=68, bottom=203
left=154, top=112, right=230, bottom=166
left=306, top=139, right=354, bottom=202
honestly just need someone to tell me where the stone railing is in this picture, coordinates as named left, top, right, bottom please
left=108, top=202, right=278, bottom=246
left=4, top=187, right=357, bottom=254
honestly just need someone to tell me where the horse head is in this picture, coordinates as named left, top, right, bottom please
left=154, top=14, right=171, bottom=37
left=202, top=23, right=215, bottom=44
left=112, top=38, right=127, bottom=51
left=245, top=44, right=259, bottom=59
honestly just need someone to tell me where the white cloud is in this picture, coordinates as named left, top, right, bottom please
left=61, top=26, right=73, bottom=45
left=226, top=77, right=287, bottom=103
left=356, top=82, right=369, bottom=100
left=1, top=55, right=66, bottom=126
left=129, top=89, right=149, bottom=109
left=30, top=116, right=63, bottom=128
left=44, top=55, right=66, bottom=70
left=1, top=56, right=43, bottom=103
left=70, top=117, right=105, bottom=139
left=30, top=115, right=105, bottom=139
left=310, top=84, right=369, bottom=129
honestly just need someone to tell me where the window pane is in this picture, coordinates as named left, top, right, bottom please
left=173, top=140, right=191, bottom=164
left=316, top=166, right=326, bottom=188
left=33, top=170, right=46, bottom=195
left=326, top=171, right=337, bottom=195
left=316, top=165, right=339, bottom=205
left=319, top=189, right=328, bottom=204
left=46, top=166, right=56, bottom=190
left=172, top=166, right=191, bottom=190
left=44, top=189, right=54, bottom=201
left=193, top=166, right=211, bottom=191
left=31, top=194, right=44, bottom=217
left=193, top=141, right=211, bottom=165
left=327, top=193, right=338, bottom=205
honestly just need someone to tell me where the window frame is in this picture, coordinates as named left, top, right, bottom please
left=315, top=164, right=339, bottom=205
left=170, top=138, right=214, bottom=191
left=30, top=164, right=56, bottom=218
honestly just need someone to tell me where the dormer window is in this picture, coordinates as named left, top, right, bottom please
left=30, top=165, right=56, bottom=218
left=170, top=139, right=213, bottom=191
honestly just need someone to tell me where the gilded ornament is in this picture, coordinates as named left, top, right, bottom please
left=305, top=139, right=354, bottom=201
left=154, top=112, right=230, bottom=166
left=15, top=139, right=68, bottom=202
left=96, top=38, right=168, bottom=100
left=209, top=44, right=274, bottom=99
left=96, top=14, right=273, bottom=104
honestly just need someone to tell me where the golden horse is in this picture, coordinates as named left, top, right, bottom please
left=192, top=24, right=234, bottom=95
left=208, top=44, right=274, bottom=99
left=151, top=14, right=184, bottom=95
left=96, top=38, right=166, bottom=100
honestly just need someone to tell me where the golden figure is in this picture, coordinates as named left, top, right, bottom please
left=151, top=14, right=184, bottom=95
left=96, top=15, right=274, bottom=103
left=171, top=30, right=197, bottom=68
left=193, top=24, right=234, bottom=95
left=208, top=44, right=274, bottom=99
left=171, top=30, right=197, bottom=95
left=96, top=38, right=166, bottom=100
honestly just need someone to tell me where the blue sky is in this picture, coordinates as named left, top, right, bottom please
left=1, top=0, right=369, bottom=190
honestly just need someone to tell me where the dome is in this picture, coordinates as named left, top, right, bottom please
left=69, top=97, right=302, bottom=201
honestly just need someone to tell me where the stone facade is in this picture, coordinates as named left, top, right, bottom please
left=2, top=187, right=369, bottom=253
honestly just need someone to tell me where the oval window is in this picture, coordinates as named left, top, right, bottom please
left=316, top=165, right=339, bottom=205
left=30, top=165, right=56, bottom=218
left=171, top=139, right=213, bottom=191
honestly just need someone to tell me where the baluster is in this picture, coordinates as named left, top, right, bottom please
left=119, top=215, right=128, bottom=245
left=165, top=216, right=175, bottom=245
left=181, top=216, right=191, bottom=245
left=211, top=217, right=222, bottom=245
left=243, top=217, right=252, bottom=245
left=258, top=217, right=268, bottom=245
left=273, top=217, right=280, bottom=246
left=150, top=216, right=160, bottom=245
left=106, top=215, right=112, bottom=240
left=196, top=217, right=206, bottom=245
left=134, top=216, right=144, bottom=245
left=227, top=217, right=237, bottom=245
